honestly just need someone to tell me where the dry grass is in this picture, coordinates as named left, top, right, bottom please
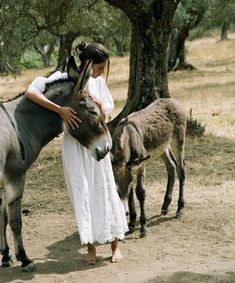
left=0, top=33, right=234, bottom=213
left=108, top=34, right=235, bottom=139
left=1, top=35, right=234, bottom=139
left=169, top=34, right=235, bottom=139
left=0, top=34, right=235, bottom=203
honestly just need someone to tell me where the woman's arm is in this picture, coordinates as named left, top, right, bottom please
left=25, top=88, right=81, bottom=129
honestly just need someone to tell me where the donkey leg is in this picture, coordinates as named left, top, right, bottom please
left=5, top=178, right=35, bottom=271
left=175, top=163, right=185, bottom=219
left=135, top=165, right=147, bottom=237
left=160, top=150, right=176, bottom=216
left=0, top=187, right=13, bottom=267
left=171, top=148, right=186, bottom=219
left=127, top=186, right=137, bottom=234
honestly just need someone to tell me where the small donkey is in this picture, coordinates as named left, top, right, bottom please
left=111, top=98, right=187, bottom=237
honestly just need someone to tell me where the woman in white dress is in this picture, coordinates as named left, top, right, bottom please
left=25, top=42, right=128, bottom=264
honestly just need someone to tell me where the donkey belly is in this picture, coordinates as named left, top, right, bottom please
left=0, top=132, right=26, bottom=181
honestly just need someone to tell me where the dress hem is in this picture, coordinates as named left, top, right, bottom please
left=80, top=231, right=129, bottom=245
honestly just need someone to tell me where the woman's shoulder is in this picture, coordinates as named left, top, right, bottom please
left=89, top=76, right=105, bottom=82
left=88, top=76, right=106, bottom=88
left=48, top=71, right=67, bottom=82
left=29, top=76, right=48, bottom=89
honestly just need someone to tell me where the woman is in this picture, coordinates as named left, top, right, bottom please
left=25, top=42, right=128, bottom=264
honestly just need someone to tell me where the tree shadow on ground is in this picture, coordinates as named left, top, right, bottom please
left=146, top=214, right=176, bottom=228
left=147, top=271, right=235, bottom=283
left=123, top=214, right=176, bottom=240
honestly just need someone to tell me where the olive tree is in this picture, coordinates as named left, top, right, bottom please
left=207, top=0, right=235, bottom=40
left=168, top=0, right=208, bottom=71
left=0, top=0, right=39, bottom=73
left=105, top=0, right=180, bottom=132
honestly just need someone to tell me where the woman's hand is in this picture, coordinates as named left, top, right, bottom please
left=58, top=106, right=81, bottom=129
left=90, top=96, right=105, bottom=119
left=83, top=91, right=105, bottom=119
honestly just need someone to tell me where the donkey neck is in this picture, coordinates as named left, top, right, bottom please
left=10, top=80, right=74, bottom=164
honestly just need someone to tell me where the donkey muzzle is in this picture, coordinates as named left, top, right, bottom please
left=90, top=135, right=112, bottom=161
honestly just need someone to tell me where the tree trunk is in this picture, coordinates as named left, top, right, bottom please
left=105, top=0, right=179, bottom=133
left=114, top=37, right=125, bottom=56
left=168, top=4, right=206, bottom=72
left=0, top=47, right=17, bottom=74
left=167, top=28, right=179, bottom=71
left=34, top=40, right=56, bottom=68
left=0, top=48, right=7, bottom=73
left=168, top=26, right=196, bottom=71
left=220, top=21, right=229, bottom=41
left=55, top=33, right=78, bottom=72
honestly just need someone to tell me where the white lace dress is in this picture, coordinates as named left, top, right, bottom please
left=62, top=76, right=128, bottom=245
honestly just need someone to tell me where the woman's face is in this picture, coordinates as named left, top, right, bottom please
left=91, top=61, right=107, bottom=78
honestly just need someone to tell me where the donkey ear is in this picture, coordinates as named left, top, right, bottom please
left=67, top=56, right=79, bottom=81
left=126, top=155, right=151, bottom=168
left=72, top=60, right=92, bottom=98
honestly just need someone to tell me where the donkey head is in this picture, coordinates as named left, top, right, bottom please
left=111, top=121, right=150, bottom=212
left=66, top=56, right=112, bottom=161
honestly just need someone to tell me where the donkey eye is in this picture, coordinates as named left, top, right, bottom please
left=78, top=101, right=86, bottom=107
left=88, top=110, right=98, bottom=115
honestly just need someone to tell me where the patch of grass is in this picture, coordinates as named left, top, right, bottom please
left=186, top=109, right=205, bottom=137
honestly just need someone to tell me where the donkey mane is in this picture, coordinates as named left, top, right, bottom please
left=43, top=77, right=72, bottom=93
left=0, top=78, right=72, bottom=104
left=0, top=92, right=25, bottom=103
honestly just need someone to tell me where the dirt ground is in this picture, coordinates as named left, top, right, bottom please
left=1, top=36, right=235, bottom=282
left=1, top=136, right=234, bottom=283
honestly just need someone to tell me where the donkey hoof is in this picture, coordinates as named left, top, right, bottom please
left=140, top=226, right=147, bottom=238
left=127, top=227, right=135, bottom=234
left=140, top=231, right=147, bottom=238
left=161, top=209, right=168, bottom=216
left=127, top=226, right=135, bottom=234
left=175, top=211, right=183, bottom=219
left=2, top=255, right=14, bottom=267
left=21, top=262, right=36, bottom=272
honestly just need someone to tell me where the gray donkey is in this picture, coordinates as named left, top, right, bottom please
left=0, top=57, right=112, bottom=271
left=111, top=98, right=187, bottom=237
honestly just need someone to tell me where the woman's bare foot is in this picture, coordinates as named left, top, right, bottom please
left=111, top=247, right=123, bottom=263
left=84, top=243, right=96, bottom=265
left=111, top=239, right=123, bottom=263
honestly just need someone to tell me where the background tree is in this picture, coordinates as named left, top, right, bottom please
left=105, top=0, right=180, bottom=133
left=0, top=0, right=39, bottom=73
left=207, top=0, right=235, bottom=41
left=109, top=11, right=131, bottom=56
left=33, top=31, right=57, bottom=67
left=91, top=6, right=131, bottom=56
left=27, top=0, right=82, bottom=71
left=30, top=0, right=129, bottom=71
left=0, top=0, right=128, bottom=72
left=168, top=0, right=208, bottom=72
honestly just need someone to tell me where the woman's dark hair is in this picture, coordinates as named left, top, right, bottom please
left=76, top=42, right=110, bottom=80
